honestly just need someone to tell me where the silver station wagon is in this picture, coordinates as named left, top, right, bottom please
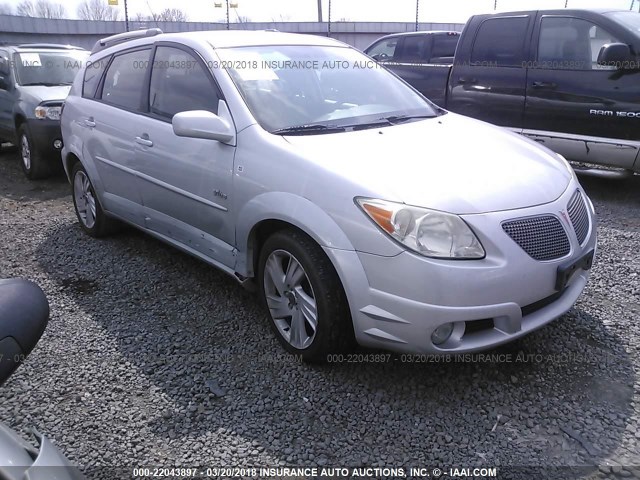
left=61, top=29, right=597, bottom=362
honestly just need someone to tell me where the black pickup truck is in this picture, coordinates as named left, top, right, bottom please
left=365, top=9, right=640, bottom=176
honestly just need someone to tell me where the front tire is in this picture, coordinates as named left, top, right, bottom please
left=18, top=124, right=52, bottom=180
left=71, top=162, right=120, bottom=237
left=258, top=229, right=354, bottom=362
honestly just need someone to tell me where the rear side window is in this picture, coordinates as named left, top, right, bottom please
left=366, top=37, right=398, bottom=62
left=82, top=56, right=109, bottom=98
left=148, top=46, right=220, bottom=119
left=397, top=35, right=428, bottom=63
left=471, top=17, right=530, bottom=66
left=100, top=49, right=150, bottom=110
left=431, top=35, right=459, bottom=61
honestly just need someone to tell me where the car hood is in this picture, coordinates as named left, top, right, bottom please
left=283, top=113, right=572, bottom=214
left=18, top=85, right=70, bottom=103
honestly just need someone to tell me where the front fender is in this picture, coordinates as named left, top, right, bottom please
left=235, top=192, right=356, bottom=277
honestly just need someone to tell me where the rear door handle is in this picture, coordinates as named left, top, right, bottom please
left=135, top=135, right=153, bottom=147
left=84, top=118, right=96, bottom=128
left=457, top=77, right=478, bottom=85
left=532, top=81, right=557, bottom=89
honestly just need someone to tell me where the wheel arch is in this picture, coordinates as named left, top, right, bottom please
left=235, top=192, right=356, bottom=280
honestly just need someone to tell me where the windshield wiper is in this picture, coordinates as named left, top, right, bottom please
left=271, top=124, right=346, bottom=135
left=382, top=114, right=437, bottom=124
left=21, top=82, right=72, bottom=86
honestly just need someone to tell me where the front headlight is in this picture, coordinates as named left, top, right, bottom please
left=356, top=198, right=485, bottom=259
left=35, top=105, right=61, bottom=121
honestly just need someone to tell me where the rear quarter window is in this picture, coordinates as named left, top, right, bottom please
left=82, top=56, right=110, bottom=98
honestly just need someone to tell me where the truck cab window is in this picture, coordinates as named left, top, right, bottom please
left=397, top=36, right=428, bottom=63
left=367, top=38, right=398, bottom=62
left=537, top=17, right=621, bottom=70
left=471, top=17, right=529, bottom=66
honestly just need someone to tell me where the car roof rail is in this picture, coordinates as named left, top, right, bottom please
left=91, top=28, right=163, bottom=55
left=17, top=43, right=85, bottom=50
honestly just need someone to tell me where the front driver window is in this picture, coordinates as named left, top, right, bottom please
left=537, top=17, right=621, bottom=70
left=149, top=46, right=220, bottom=120
left=366, top=37, right=398, bottom=62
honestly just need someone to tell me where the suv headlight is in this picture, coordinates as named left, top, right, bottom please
left=356, top=198, right=485, bottom=259
left=35, top=105, right=62, bottom=121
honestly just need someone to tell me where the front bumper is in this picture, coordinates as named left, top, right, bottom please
left=329, top=183, right=597, bottom=354
left=27, top=119, right=64, bottom=159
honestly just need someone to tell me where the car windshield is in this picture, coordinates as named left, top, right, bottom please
left=218, top=45, right=439, bottom=133
left=606, top=11, right=640, bottom=37
left=14, top=50, right=88, bottom=86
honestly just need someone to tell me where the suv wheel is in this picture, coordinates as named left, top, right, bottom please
left=18, top=124, right=51, bottom=180
left=71, top=162, right=120, bottom=237
left=258, top=229, right=354, bottom=362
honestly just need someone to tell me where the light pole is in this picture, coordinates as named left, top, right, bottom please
left=124, top=0, right=129, bottom=31
left=494, top=0, right=497, bottom=10
left=564, top=0, right=569, bottom=7
left=327, top=0, right=331, bottom=37
left=317, top=0, right=322, bottom=22
left=415, top=0, right=419, bottom=32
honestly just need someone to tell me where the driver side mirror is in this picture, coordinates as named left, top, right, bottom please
left=597, top=43, right=635, bottom=69
left=0, top=279, right=49, bottom=387
left=172, top=109, right=235, bottom=144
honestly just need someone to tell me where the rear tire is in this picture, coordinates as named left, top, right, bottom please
left=71, top=162, right=121, bottom=237
left=258, top=229, right=354, bottom=363
left=18, top=124, right=52, bottom=180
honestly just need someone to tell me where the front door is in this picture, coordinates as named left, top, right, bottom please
left=524, top=14, right=640, bottom=167
left=133, top=45, right=236, bottom=267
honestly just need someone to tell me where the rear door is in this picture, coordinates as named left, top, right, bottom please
left=524, top=13, right=640, bottom=168
left=133, top=44, right=236, bottom=267
left=447, top=14, right=533, bottom=128
left=86, top=47, right=151, bottom=225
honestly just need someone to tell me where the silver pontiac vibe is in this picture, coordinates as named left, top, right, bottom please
left=61, top=29, right=597, bottom=362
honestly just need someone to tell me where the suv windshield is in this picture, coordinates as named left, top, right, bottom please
left=218, top=45, right=438, bottom=133
left=14, top=50, right=88, bottom=86
left=606, top=11, right=640, bottom=37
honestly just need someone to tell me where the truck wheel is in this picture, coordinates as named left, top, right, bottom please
left=71, top=162, right=121, bottom=237
left=18, top=124, right=51, bottom=180
left=258, top=229, right=354, bottom=363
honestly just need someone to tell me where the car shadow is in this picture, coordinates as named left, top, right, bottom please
left=34, top=219, right=635, bottom=477
left=0, top=150, right=69, bottom=202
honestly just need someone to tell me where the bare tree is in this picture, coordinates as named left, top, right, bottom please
left=271, top=14, right=291, bottom=21
left=16, top=0, right=66, bottom=18
left=0, top=3, right=12, bottom=14
left=234, top=15, right=251, bottom=23
left=154, top=8, right=188, bottom=22
left=77, top=0, right=119, bottom=20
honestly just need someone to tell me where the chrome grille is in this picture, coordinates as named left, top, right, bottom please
left=567, top=190, right=589, bottom=245
left=502, top=216, right=570, bottom=261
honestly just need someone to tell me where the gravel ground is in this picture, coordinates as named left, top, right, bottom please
left=0, top=149, right=638, bottom=480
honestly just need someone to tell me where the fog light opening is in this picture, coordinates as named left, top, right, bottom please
left=431, top=322, right=454, bottom=345
left=53, top=140, right=63, bottom=150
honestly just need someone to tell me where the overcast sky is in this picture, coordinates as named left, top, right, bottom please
left=1, top=0, right=637, bottom=23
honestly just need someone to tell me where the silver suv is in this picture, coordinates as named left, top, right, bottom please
left=0, top=44, right=88, bottom=179
left=61, top=29, right=597, bottom=362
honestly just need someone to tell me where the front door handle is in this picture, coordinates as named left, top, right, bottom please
left=532, top=81, right=557, bottom=89
left=135, top=135, right=153, bottom=147
left=457, top=77, right=478, bottom=85
left=84, top=118, right=96, bottom=128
